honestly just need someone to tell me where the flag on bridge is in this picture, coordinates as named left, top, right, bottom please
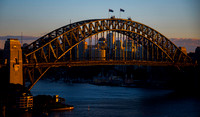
left=120, top=8, right=125, bottom=12
left=109, top=9, right=114, bottom=12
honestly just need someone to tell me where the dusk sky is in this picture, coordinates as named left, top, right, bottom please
left=0, top=0, right=200, bottom=39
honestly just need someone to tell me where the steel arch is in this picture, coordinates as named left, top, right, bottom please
left=23, top=18, right=192, bottom=90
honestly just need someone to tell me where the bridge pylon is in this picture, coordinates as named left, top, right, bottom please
left=4, top=39, right=23, bottom=85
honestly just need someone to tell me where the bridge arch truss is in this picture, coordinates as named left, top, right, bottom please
left=23, top=18, right=192, bottom=90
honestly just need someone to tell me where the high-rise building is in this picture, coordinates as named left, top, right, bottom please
left=123, top=39, right=135, bottom=52
left=123, top=39, right=136, bottom=60
left=114, top=40, right=124, bottom=60
left=86, top=47, right=98, bottom=60
left=97, top=37, right=107, bottom=60
left=115, top=40, right=123, bottom=49
left=97, top=49, right=106, bottom=60
left=98, top=37, right=107, bottom=50
left=195, top=47, right=200, bottom=54
left=106, top=33, right=115, bottom=59
left=195, top=47, right=200, bottom=64
left=106, top=33, right=115, bottom=50
left=78, top=41, right=88, bottom=60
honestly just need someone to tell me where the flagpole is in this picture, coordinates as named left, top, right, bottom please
left=21, top=32, right=23, bottom=46
left=108, top=10, right=109, bottom=18
left=108, top=9, right=114, bottom=18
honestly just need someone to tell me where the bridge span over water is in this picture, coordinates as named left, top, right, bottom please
left=2, top=18, right=194, bottom=90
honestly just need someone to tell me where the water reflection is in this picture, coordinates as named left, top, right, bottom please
left=27, top=80, right=200, bottom=117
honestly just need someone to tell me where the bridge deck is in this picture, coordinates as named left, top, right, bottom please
left=23, top=60, right=194, bottom=68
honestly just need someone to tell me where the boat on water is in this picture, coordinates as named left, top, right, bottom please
left=49, top=95, right=74, bottom=111
left=33, top=95, right=74, bottom=113
left=50, top=106, right=74, bottom=111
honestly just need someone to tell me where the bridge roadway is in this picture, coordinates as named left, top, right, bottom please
left=23, top=60, right=194, bottom=68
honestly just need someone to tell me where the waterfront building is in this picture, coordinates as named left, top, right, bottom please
left=16, top=93, right=33, bottom=111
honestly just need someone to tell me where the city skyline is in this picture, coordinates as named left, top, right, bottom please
left=0, top=0, right=200, bottom=52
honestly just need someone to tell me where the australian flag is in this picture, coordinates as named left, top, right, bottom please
left=120, top=8, right=125, bottom=12
left=109, top=9, right=114, bottom=12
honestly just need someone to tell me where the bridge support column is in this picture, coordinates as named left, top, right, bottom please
left=4, top=39, right=23, bottom=85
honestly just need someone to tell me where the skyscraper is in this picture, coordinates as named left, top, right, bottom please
left=98, top=37, right=106, bottom=60
left=106, top=33, right=115, bottom=59
left=114, top=40, right=124, bottom=60
left=123, top=38, right=136, bottom=60
left=78, top=41, right=88, bottom=60
left=106, top=33, right=115, bottom=50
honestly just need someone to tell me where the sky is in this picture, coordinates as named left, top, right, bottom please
left=0, top=0, right=200, bottom=39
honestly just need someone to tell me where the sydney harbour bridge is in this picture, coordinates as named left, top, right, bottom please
left=2, top=18, right=194, bottom=91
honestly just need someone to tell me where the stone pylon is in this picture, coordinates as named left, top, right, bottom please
left=4, top=39, right=23, bottom=85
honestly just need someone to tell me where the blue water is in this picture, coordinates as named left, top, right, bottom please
left=31, top=80, right=200, bottom=117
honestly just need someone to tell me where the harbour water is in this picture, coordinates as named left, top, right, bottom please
left=29, top=80, right=200, bottom=117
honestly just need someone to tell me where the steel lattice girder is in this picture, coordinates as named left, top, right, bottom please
left=22, top=18, right=193, bottom=90
left=24, top=18, right=192, bottom=64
